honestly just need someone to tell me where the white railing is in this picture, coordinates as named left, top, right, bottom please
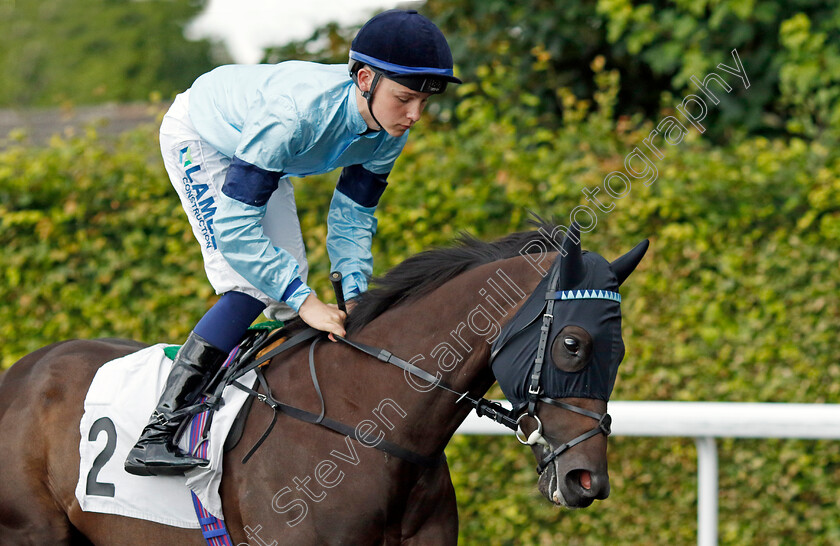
left=456, top=401, right=840, bottom=546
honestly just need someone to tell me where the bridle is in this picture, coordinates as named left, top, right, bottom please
left=227, top=260, right=616, bottom=474
left=489, top=259, right=615, bottom=474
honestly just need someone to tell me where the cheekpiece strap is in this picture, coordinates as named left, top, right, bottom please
left=526, top=263, right=563, bottom=416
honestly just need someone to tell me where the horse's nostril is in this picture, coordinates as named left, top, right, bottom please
left=566, top=469, right=604, bottom=498
left=579, top=470, right=592, bottom=490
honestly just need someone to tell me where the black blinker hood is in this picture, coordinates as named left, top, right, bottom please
left=489, top=251, right=625, bottom=414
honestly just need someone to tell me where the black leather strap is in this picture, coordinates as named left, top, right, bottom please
left=533, top=397, right=612, bottom=474
left=474, top=399, right=519, bottom=430
left=337, top=336, right=519, bottom=430
left=230, top=326, right=519, bottom=467
left=535, top=421, right=609, bottom=474
left=229, top=327, right=321, bottom=382
left=526, top=263, right=562, bottom=416
left=538, top=397, right=608, bottom=422
left=233, top=369, right=444, bottom=467
left=336, top=336, right=445, bottom=388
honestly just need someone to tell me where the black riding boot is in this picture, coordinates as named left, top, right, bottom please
left=124, top=332, right=228, bottom=476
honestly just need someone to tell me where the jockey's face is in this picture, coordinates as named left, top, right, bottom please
left=356, top=67, right=431, bottom=137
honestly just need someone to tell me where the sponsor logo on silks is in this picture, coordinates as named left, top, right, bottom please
left=179, top=146, right=194, bottom=168
left=179, top=145, right=217, bottom=251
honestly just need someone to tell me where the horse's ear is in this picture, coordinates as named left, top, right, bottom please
left=559, top=223, right=584, bottom=288
left=610, top=239, right=650, bottom=286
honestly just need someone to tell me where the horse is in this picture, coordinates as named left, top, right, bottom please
left=0, top=222, right=648, bottom=545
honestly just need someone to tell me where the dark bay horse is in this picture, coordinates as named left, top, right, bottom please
left=0, top=223, right=647, bottom=545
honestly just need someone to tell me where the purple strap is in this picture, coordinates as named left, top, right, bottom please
left=188, top=346, right=240, bottom=546
left=191, top=492, right=232, bottom=545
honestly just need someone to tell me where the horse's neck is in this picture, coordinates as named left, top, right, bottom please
left=349, top=255, right=543, bottom=455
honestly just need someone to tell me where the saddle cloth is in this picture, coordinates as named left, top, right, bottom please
left=74, top=343, right=256, bottom=527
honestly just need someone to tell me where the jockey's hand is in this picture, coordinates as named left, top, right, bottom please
left=298, top=293, right=346, bottom=341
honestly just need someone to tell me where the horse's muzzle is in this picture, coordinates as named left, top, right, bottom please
left=537, top=452, right=610, bottom=508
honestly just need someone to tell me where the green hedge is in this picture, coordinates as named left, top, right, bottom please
left=1, top=69, right=839, bottom=543
left=268, top=0, right=840, bottom=140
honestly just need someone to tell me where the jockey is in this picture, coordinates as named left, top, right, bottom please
left=124, top=9, right=460, bottom=476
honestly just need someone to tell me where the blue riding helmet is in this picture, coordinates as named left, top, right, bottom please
left=349, top=9, right=462, bottom=98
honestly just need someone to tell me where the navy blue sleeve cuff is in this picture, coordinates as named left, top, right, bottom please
left=281, top=277, right=304, bottom=302
left=336, top=165, right=389, bottom=208
left=222, top=156, right=284, bottom=207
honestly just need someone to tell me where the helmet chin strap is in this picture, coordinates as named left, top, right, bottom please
left=360, top=70, right=384, bottom=131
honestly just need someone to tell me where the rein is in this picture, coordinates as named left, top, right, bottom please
left=232, top=339, right=444, bottom=467
left=335, top=335, right=520, bottom=430
left=222, top=327, right=518, bottom=468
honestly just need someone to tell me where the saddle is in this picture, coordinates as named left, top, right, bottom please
left=168, top=320, right=305, bottom=457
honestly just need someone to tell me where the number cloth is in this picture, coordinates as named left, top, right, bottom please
left=75, top=344, right=255, bottom=526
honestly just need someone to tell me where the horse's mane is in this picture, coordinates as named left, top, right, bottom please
left=343, top=219, right=563, bottom=335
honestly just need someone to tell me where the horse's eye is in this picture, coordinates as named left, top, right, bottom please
left=551, top=326, right=591, bottom=372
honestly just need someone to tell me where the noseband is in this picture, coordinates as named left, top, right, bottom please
left=518, top=399, right=612, bottom=474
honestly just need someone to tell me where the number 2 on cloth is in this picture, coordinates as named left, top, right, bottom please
left=86, top=417, right=117, bottom=497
